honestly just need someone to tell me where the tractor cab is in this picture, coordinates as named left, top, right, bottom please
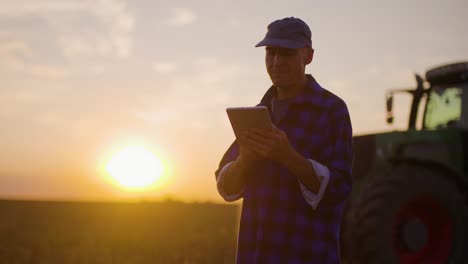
left=423, top=72, right=468, bottom=130
left=385, top=62, right=468, bottom=131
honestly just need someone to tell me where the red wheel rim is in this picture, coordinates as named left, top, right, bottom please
left=393, top=195, right=453, bottom=264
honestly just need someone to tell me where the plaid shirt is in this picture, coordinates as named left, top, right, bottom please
left=215, top=75, right=353, bottom=264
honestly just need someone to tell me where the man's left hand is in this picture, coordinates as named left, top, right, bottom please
left=243, top=126, right=294, bottom=163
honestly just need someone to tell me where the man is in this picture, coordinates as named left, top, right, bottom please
left=215, top=17, right=353, bottom=264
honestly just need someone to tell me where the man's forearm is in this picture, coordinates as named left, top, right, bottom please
left=282, top=149, right=320, bottom=194
left=222, top=157, right=250, bottom=195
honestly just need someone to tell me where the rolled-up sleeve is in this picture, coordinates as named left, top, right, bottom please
left=298, top=159, right=330, bottom=209
left=216, top=161, right=245, bottom=202
left=214, top=141, right=245, bottom=201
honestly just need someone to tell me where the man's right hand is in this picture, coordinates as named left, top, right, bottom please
left=237, top=130, right=262, bottom=165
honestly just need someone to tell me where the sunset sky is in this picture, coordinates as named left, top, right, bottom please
left=1, top=0, right=467, bottom=202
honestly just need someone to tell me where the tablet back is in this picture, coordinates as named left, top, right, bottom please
left=226, top=106, right=273, bottom=138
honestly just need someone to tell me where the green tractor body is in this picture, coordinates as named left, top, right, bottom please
left=341, top=62, right=468, bottom=264
left=352, top=129, right=466, bottom=197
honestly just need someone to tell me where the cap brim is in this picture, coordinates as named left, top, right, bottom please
left=255, top=38, right=304, bottom=49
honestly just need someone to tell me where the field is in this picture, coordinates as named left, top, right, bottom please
left=0, top=200, right=239, bottom=264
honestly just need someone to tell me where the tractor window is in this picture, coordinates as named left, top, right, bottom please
left=424, top=86, right=463, bottom=129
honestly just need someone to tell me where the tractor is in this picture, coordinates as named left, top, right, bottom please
left=340, top=62, right=468, bottom=264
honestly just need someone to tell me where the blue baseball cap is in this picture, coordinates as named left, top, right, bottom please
left=255, top=17, right=312, bottom=49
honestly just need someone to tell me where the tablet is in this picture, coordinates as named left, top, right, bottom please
left=226, top=106, right=273, bottom=138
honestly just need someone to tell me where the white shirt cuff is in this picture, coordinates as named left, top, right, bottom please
left=217, top=161, right=245, bottom=202
left=298, top=159, right=330, bottom=210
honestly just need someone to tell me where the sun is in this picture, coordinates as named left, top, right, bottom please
left=104, top=145, right=165, bottom=190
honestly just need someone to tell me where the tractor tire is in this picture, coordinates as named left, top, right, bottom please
left=351, top=164, right=467, bottom=264
left=339, top=196, right=360, bottom=264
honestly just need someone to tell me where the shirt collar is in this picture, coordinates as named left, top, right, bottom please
left=259, top=74, right=323, bottom=108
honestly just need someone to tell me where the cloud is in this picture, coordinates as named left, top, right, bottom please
left=153, top=62, right=177, bottom=74
left=57, top=34, right=111, bottom=58
left=136, top=110, right=178, bottom=123
left=0, top=40, right=30, bottom=70
left=0, top=39, right=31, bottom=55
left=0, top=1, right=82, bottom=16
left=167, top=8, right=197, bottom=26
left=0, top=0, right=134, bottom=59
left=195, top=57, right=242, bottom=85
left=136, top=57, right=245, bottom=130
left=87, top=64, right=110, bottom=75
left=0, top=39, right=68, bottom=78
left=28, top=64, right=69, bottom=78
left=227, top=18, right=241, bottom=29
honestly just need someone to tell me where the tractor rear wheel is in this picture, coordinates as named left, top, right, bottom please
left=339, top=196, right=360, bottom=264
left=351, top=164, right=467, bottom=264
